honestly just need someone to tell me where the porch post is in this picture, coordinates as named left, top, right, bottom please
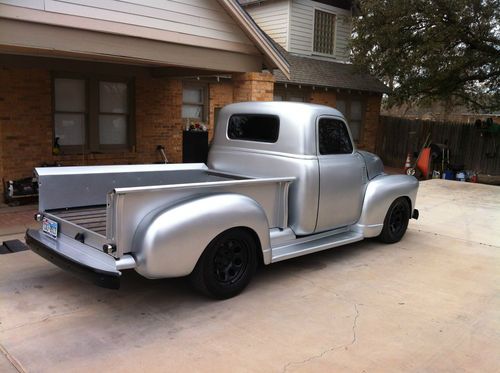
left=232, top=72, right=275, bottom=102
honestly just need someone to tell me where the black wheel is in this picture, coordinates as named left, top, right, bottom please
left=378, top=198, right=411, bottom=244
left=190, top=228, right=258, bottom=299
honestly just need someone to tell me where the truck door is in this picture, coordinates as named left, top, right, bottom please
left=315, top=116, right=366, bottom=232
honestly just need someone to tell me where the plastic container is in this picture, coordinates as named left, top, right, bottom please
left=442, top=170, right=454, bottom=180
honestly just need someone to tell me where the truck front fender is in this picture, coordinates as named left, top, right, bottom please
left=355, top=174, right=419, bottom=237
left=132, top=193, right=271, bottom=279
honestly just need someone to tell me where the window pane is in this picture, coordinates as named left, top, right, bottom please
left=274, top=94, right=283, bottom=101
left=336, top=100, right=346, bottom=116
left=54, top=113, right=85, bottom=145
left=183, top=88, right=203, bottom=104
left=314, top=10, right=335, bottom=55
left=349, top=120, right=361, bottom=141
left=99, top=115, right=127, bottom=145
left=289, top=96, right=304, bottom=102
left=182, top=104, right=203, bottom=119
left=228, top=114, right=279, bottom=143
left=318, top=118, right=353, bottom=155
left=100, top=82, right=128, bottom=114
left=351, top=100, right=362, bottom=120
left=54, top=78, right=85, bottom=112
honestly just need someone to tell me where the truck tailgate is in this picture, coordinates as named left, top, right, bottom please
left=26, top=229, right=120, bottom=289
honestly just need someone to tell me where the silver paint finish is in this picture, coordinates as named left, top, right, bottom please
left=30, top=102, right=419, bottom=284
left=209, top=148, right=319, bottom=235
left=36, top=163, right=209, bottom=211
left=358, top=150, right=384, bottom=180
left=272, top=229, right=363, bottom=262
left=354, top=174, right=419, bottom=237
left=133, top=194, right=271, bottom=278
left=211, top=101, right=344, bottom=156
left=108, top=175, right=293, bottom=257
left=316, top=152, right=366, bottom=232
left=209, top=102, right=360, bottom=235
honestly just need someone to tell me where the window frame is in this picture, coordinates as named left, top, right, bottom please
left=312, top=8, right=337, bottom=57
left=95, top=78, right=135, bottom=152
left=316, top=115, right=354, bottom=156
left=52, top=73, right=135, bottom=154
left=335, top=95, right=366, bottom=143
left=52, top=73, right=89, bottom=153
left=182, top=82, right=208, bottom=123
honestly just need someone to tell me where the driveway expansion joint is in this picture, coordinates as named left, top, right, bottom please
left=0, top=343, right=26, bottom=373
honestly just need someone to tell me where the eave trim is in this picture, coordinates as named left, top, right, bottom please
left=217, top=0, right=291, bottom=79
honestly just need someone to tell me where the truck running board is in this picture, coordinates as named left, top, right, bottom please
left=271, top=230, right=364, bottom=263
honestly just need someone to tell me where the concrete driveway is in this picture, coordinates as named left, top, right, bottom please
left=1, top=179, right=499, bottom=372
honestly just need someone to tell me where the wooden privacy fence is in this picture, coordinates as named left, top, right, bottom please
left=375, top=116, right=500, bottom=175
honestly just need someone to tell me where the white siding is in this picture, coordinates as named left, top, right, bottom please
left=0, top=0, right=254, bottom=47
left=289, top=0, right=351, bottom=61
left=245, top=0, right=289, bottom=49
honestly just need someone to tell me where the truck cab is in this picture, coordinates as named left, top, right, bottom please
left=209, top=102, right=379, bottom=235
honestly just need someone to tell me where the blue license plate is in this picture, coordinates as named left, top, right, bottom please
left=42, top=217, right=58, bottom=238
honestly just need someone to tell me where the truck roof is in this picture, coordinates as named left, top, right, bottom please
left=221, top=101, right=344, bottom=118
left=212, top=101, right=348, bottom=156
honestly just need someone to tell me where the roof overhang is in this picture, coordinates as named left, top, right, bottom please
left=217, top=0, right=290, bottom=79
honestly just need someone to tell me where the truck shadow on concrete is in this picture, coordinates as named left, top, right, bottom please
left=115, top=236, right=390, bottom=302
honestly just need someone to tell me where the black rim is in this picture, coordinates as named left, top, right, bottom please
left=213, top=238, right=249, bottom=284
left=389, top=203, right=407, bottom=235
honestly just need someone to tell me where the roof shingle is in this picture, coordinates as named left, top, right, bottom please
left=273, top=48, right=389, bottom=94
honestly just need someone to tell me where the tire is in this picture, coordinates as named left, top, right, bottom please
left=378, top=198, right=411, bottom=244
left=190, top=228, right=258, bottom=299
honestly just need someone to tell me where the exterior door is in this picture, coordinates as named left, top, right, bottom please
left=315, top=116, right=366, bottom=232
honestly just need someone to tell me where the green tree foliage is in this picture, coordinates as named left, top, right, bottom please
left=351, top=0, right=500, bottom=111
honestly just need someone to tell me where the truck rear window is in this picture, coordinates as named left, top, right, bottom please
left=227, top=114, right=279, bottom=143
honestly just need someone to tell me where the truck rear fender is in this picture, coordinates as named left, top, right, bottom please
left=132, top=193, right=271, bottom=279
left=355, top=175, right=418, bottom=237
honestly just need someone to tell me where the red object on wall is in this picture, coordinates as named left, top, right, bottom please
left=417, top=147, right=432, bottom=179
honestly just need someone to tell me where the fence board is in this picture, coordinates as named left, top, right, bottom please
left=377, top=116, right=500, bottom=175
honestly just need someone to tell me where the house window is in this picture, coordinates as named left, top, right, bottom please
left=54, top=78, right=86, bottom=146
left=53, top=76, right=133, bottom=152
left=336, top=98, right=364, bottom=142
left=99, top=82, right=129, bottom=145
left=318, top=118, right=353, bottom=155
left=182, top=84, right=206, bottom=122
left=313, top=9, right=336, bottom=55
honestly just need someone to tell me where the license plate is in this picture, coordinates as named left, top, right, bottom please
left=42, top=217, right=58, bottom=238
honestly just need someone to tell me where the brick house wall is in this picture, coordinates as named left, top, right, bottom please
left=208, top=81, right=234, bottom=140
left=0, top=66, right=275, bottom=193
left=233, top=72, right=275, bottom=102
left=362, top=95, right=382, bottom=153
left=310, top=90, right=336, bottom=107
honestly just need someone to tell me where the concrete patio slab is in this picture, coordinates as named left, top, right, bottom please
left=0, top=180, right=499, bottom=372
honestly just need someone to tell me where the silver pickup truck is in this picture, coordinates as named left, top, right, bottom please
left=26, top=102, right=419, bottom=299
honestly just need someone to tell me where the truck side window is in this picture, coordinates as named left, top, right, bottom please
left=228, top=114, right=279, bottom=143
left=318, top=118, right=353, bottom=155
